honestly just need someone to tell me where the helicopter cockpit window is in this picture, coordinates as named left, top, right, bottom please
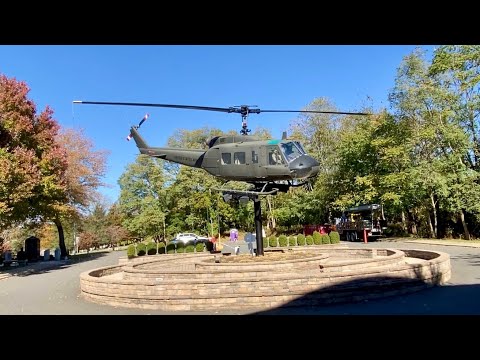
left=268, top=147, right=283, bottom=165
left=294, top=141, right=306, bottom=155
left=221, top=153, right=231, bottom=165
left=280, top=142, right=302, bottom=162
left=234, top=152, right=245, bottom=165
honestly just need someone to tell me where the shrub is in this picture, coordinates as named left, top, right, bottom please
left=166, top=243, right=176, bottom=254
left=136, top=243, right=146, bottom=256
left=147, top=242, right=157, bottom=255
left=127, top=245, right=136, bottom=259
left=329, top=231, right=340, bottom=244
left=288, top=236, right=296, bottom=246
left=185, top=244, right=195, bottom=253
left=269, top=236, right=277, bottom=247
left=195, top=242, right=204, bottom=253
left=305, top=235, right=314, bottom=245
left=321, top=234, right=331, bottom=244
left=313, top=231, right=321, bottom=245
left=278, top=235, right=288, bottom=247
left=296, top=234, right=305, bottom=246
left=158, top=242, right=166, bottom=254
left=263, top=235, right=269, bottom=248
left=176, top=242, right=185, bottom=253
left=383, top=223, right=409, bottom=237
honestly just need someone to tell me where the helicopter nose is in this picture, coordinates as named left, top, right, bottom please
left=289, top=155, right=320, bottom=179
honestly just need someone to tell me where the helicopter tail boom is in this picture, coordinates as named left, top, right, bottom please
left=139, top=147, right=206, bottom=168
left=129, top=126, right=149, bottom=148
left=129, top=126, right=205, bottom=167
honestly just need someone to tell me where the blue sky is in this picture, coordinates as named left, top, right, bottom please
left=0, top=45, right=434, bottom=203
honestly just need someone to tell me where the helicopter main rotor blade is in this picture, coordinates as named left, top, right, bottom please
left=73, top=101, right=233, bottom=113
left=259, top=109, right=370, bottom=116
left=73, top=101, right=370, bottom=116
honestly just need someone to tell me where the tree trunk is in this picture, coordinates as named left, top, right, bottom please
left=401, top=211, right=407, bottom=231
left=266, top=196, right=276, bottom=230
left=426, top=210, right=434, bottom=238
left=459, top=210, right=471, bottom=240
left=54, top=217, right=68, bottom=259
left=431, top=193, right=438, bottom=238
left=411, top=222, right=417, bottom=235
left=408, top=210, right=417, bottom=235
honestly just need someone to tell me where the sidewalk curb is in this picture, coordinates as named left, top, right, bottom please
left=403, top=240, right=480, bottom=248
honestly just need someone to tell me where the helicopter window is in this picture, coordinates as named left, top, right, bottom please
left=280, top=142, right=302, bottom=162
left=268, top=147, right=283, bottom=165
left=294, top=141, right=306, bottom=154
left=234, top=152, right=245, bottom=165
left=221, top=153, right=231, bottom=165
left=252, top=151, right=258, bottom=164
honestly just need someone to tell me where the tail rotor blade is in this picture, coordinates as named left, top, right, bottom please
left=126, top=113, right=149, bottom=141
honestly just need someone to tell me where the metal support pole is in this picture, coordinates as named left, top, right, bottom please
left=254, top=196, right=264, bottom=256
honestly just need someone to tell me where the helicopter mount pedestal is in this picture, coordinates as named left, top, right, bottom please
left=216, top=187, right=278, bottom=256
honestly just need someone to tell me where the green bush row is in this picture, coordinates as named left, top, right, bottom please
left=262, top=233, right=341, bottom=247
left=127, top=231, right=340, bottom=259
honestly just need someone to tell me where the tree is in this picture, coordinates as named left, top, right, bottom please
left=53, top=128, right=108, bottom=257
left=428, top=45, right=480, bottom=238
left=0, top=74, right=68, bottom=236
left=389, top=47, right=478, bottom=238
left=118, top=154, right=167, bottom=241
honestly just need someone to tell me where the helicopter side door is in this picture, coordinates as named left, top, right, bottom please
left=249, top=146, right=267, bottom=179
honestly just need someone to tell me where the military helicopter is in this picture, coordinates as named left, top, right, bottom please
left=73, top=100, right=368, bottom=196
left=74, top=100, right=368, bottom=256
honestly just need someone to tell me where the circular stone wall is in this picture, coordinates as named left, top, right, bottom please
left=80, top=247, right=451, bottom=311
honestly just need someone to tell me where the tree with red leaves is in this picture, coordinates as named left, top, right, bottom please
left=0, top=74, right=68, bottom=232
left=1, top=74, right=108, bottom=258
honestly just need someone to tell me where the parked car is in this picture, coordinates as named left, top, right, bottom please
left=171, top=233, right=209, bottom=245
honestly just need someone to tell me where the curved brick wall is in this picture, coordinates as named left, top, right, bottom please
left=80, top=248, right=451, bottom=311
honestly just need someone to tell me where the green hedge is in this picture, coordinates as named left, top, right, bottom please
left=288, top=236, right=296, bottom=246
left=185, top=244, right=195, bottom=253
left=268, top=237, right=277, bottom=247
left=313, top=231, right=321, bottom=245
left=321, top=234, right=331, bottom=244
left=195, top=242, right=204, bottom=253
left=278, top=235, right=288, bottom=247
left=158, top=242, right=166, bottom=254
left=296, top=234, right=305, bottom=246
left=166, top=243, right=176, bottom=254
left=136, top=243, right=147, bottom=256
left=329, top=231, right=340, bottom=244
left=176, top=242, right=185, bottom=253
left=305, top=235, right=314, bottom=246
left=263, top=236, right=269, bottom=248
left=127, top=245, right=136, bottom=259
left=147, top=242, right=157, bottom=255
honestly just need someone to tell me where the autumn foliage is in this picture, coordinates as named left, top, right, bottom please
left=1, top=74, right=110, bottom=258
left=0, top=74, right=67, bottom=225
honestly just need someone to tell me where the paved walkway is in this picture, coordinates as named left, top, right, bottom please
left=0, top=259, right=71, bottom=280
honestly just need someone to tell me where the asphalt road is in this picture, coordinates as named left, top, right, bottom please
left=1, top=241, right=480, bottom=315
